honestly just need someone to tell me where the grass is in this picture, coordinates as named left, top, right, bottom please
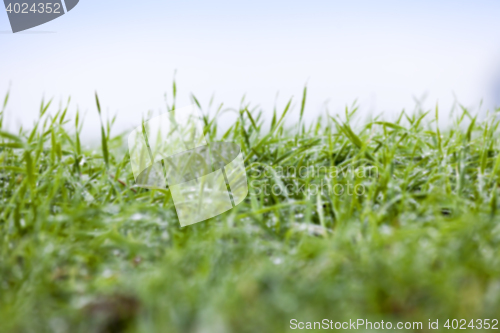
left=1, top=85, right=500, bottom=332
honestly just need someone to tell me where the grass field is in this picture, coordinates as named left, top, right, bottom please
left=1, top=86, right=500, bottom=333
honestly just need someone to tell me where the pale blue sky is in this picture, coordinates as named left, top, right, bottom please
left=1, top=0, right=500, bottom=139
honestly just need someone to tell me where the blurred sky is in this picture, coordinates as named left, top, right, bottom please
left=1, top=0, right=500, bottom=139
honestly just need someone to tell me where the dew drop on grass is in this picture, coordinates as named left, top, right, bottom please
left=102, top=269, right=113, bottom=278
left=379, top=225, right=393, bottom=235
left=130, top=213, right=145, bottom=221
left=272, top=257, right=283, bottom=265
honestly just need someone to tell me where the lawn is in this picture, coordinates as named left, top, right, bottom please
left=1, top=86, right=500, bottom=332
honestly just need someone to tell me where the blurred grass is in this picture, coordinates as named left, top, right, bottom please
left=1, top=86, right=500, bottom=332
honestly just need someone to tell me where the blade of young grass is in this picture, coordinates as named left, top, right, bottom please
left=95, top=92, right=109, bottom=168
